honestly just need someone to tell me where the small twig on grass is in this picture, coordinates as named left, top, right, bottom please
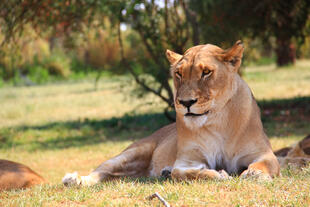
left=146, top=192, right=171, bottom=207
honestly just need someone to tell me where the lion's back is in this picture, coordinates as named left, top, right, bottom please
left=0, top=159, right=45, bottom=190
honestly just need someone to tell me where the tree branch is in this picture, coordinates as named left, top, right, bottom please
left=117, top=20, right=171, bottom=105
left=181, top=0, right=200, bottom=45
left=146, top=192, right=171, bottom=207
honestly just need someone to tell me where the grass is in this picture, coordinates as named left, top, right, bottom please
left=0, top=60, right=310, bottom=206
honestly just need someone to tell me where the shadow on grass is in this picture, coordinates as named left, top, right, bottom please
left=0, top=96, right=309, bottom=151
left=0, top=112, right=172, bottom=151
left=259, top=96, right=310, bottom=137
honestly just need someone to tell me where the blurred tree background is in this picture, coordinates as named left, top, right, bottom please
left=1, top=0, right=310, bottom=120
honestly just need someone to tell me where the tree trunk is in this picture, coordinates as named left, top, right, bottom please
left=275, top=37, right=296, bottom=66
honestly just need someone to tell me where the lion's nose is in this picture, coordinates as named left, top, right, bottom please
left=179, top=99, right=197, bottom=108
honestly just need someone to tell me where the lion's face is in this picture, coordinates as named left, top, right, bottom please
left=166, top=41, right=244, bottom=128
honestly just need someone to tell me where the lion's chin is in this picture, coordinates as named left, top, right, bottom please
left=183, top=115, right=208, bottom=129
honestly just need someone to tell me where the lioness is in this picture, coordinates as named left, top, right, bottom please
left=62, top=41, right=280, bottom=186
left=275, top=134, right=310, bottom=168
left=0, top=159, right=45, bottom=190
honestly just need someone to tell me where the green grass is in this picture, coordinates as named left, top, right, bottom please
left=0, top=60, right=310, bottom=206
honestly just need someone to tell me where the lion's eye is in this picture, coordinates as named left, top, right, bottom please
left=201, top=70, right=212, bottom=79
left=175, top=71, right=182, bottom=79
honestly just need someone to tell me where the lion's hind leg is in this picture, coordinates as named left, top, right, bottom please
left=63, top=138, right=157, bottom=186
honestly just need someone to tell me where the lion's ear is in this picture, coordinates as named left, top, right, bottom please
left=166, top=49, right=182, bottom=65
left=218, top=40, right=244, bottom=71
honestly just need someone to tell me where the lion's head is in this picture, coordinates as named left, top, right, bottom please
left=166, top=41, right=244, bottom=128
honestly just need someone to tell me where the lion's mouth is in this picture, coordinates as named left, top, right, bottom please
left=185, top=111, right=209, bottom=117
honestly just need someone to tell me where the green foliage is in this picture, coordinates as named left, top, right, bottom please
left=70, top=57, right=94, bottom=74
left=11, top=52, right=71, bottom=85
left=299, top=36, right=310, bottom=58
left=42, top=52, right=71, bottom=78
left=189, top=0, right=310, bottom=66
left=251, top=57, right=275, bottom=66
left=27, top=66, right=50, bottom=84
left=0, top=77, right=3, bottom=88
left=116, top=0, right=190, bottom=109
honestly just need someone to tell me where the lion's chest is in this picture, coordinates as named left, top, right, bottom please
left=197, top=133, right=239, bottom=174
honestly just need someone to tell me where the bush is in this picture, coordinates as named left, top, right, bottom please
left=0, top=77, right=3, bottom=88
left=27, top=66, right=50, bottom=84
left=70, top=56, right=93, bottom=74
left=299, top=36, right=310, bottom=59
left=43, top=52, right=71, bottom=78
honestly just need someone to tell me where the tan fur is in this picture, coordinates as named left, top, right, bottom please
left=0, top=159, right=45, bottom=191
left=275, top=135, right=310, bottom=168
left=63, top=41, right=280, bottom=186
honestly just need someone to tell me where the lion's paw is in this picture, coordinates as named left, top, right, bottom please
left=62, top=172, right=82, bottom=186
left=241, top=168, right=272, bottom=181
left=218, top=169, right=232, bottom=180
left=160, top=166, right=172, bottom=179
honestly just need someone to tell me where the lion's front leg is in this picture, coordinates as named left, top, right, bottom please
left=171, top=161, right=230, bottom=181
left=62, top=171, right=100, bottom=186
left=241, top=152, right=280, bottom=180
left=171, top=168, right=230, bottom=180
